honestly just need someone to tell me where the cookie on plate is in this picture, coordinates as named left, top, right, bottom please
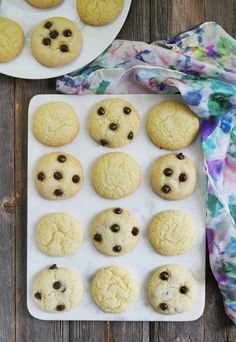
left=91, top=266, right=139, bottom=313
left=147, top=264, right=197, bottom=314
left=92, top=152, right=141, bottom=199
left=146, top=101, right=199, bottom=150
left=91, top=208, right=141, bottom=256
left=26, top=0, right=63, bottom=8
left=33, top=264, right=83, bottom=312
left=33, top=102, right=79, bottom=147
left=0, top=17, right=24, bottom=63
left=148, top=210, right=197, bottom=256
left=31, top=17, right=83, bottom=67
left=150, top=153, right=197, bottom=200
left=88, top=98, right=140, bottom=148
left=36, top=213, right=83, bottom=256
left=34, top=152, right=83, bottom=200
left=76, top=0, right=124, bottom=26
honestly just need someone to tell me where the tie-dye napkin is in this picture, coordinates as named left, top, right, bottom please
left=57, top=22, right=236, bottom=323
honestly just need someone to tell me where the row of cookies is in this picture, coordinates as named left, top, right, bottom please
left=33, top=263, right=197, bottom=315
left=35, top=209, right=197, bottom=257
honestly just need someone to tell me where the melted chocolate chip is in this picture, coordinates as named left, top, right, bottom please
left=44, top=21, right=52, bottom=29
left=113, top=245, right=121, bottom=252
left=110, top=224, right=120, bottom=232
left=56, top=304, right=65, bottom=311
left=127, top=131, right=133, bottom=140
left=162, top=185, right=170, bottom=193
left=34, top=292, right=42, bottom=300
left=37, top=172, right=45, bottom=181
left=100, top=139, right=108, bottom=146
left=54, top=172, right=62, bottom=180
left=49, top=264, right=57, bottom=270
left=180, top=286, right=188, bottom=294
left=42, top=38, right=51, bottom=46
left=123, top=107, right=131, bottom=114
left=53, top=281, right=62, bottom=290
left=163, top=168, right=173, bottom=176
left=159, top=303, right=168, bottom=311
left=60, top=44, right=69, bottom=53
left=109, top=123, right=118, bottom=131
left=114, top=208, right=122, bottom=214
left=54, top=189, right=63, bottom=197
left=72, top=175, right=80, bottom=183
left=49, top=30, right=59, bottom=39
left=94, top=233, right=102, bottom=242
left=57, top=155, right=66, bottom=163
left=179, top=173, right=187, bottom=182
left=176, top=153, right=185, bottom=160
left=63, top=29, right=72, bottom=37
left=97, top=107, right=105, bottom=115
left=160, top=271, right=169, bottom=281
left=132, top=227, right=139, bottom=236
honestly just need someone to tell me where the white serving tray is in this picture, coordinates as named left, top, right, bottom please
left=27, top=94, right=205, bottom=321
left=0, top=0, right=131, bottom=79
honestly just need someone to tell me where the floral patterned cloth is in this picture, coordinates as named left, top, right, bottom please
left=57, top=22, right=236, bottom=323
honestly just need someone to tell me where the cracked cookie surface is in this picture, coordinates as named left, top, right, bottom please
left=34, top=152, right=83, bottom=200
left=146, top=101, right=199, bottom=150
left=76, top=0, right=124, bottom=26
left=91, top=266, right=139, bottom=313
left=91, top=208, right=141, bottom=256
left=31, top=17, right=82, bottom=67
left=26, top=0, right=63, bottom=8
left=36, top=212, right=83, bottom=256
left=33, top=265, right=83, bottom=312
left=88, top=98, right=140, bottom=148
left=92, top=152, right=141, bottom=199
left=0, top=17, right=24, bottom=63
left=147, top=264, right=197, bottom=314
left=150, top=153, right=197, bottom=200
left=33, top=102, right=79, bottom=147
left=148, top=210, right=196, bottom=256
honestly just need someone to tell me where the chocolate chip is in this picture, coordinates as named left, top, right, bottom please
left=176, top=153, right=185, bottom=160
left=162, top=185, right=170, bottom=193
left=42, top=38, right=51, bottom=46
left=160, top=271, right=169, bottom=281
left=54, top=189, right=63, bottom=197
left=163, top=168, right=173, bottom=176
left=63, top=29, right=72, bottom=37
left=57, top=155, right=66, bottom=163
left=62, top=288, right=66, bottom=293
left=94, top=233, right=102, bottom=242
left=109, top=123, right=118, bottom=131
left=72, top=175, right=80, bottom=183
left=180, top=286, right=188, bottom=294
left=132, top=227, right=139, bottom=236
left=34, top=292, right=42, bottom=300
left=114, top=208, right=122, bottom=214
left=37, top=172, right=45, bottom=181
left=123, top=107, right=131, bottom=114
left=56, top=304, right=65, bottom=311
left=100, top=139, right=108, bottom=146
left=97, top=107, right=105, bottom=115
left=111, top=224, right=120, bottom=232
left=127, top=131, right=133, bottom=140
left=179, top=173, right=187, bottom=182
left=49, top=264, right=57, bottom=270
left=159, top=303, right=168, bottom=311
left=60, top=44, right=69, bottom=53
left=54, top=172, right=62, bottom=180
left=49, top=30, right=58, bottom=39
left=53, top=281, right=62, bottom=290
left=44, top=21, right=52, bottom=29
left=113, top=245, right=121, bottom=252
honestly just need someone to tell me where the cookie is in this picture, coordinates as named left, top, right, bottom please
left=88, top=98, right=140, bottom=148
left=150, top=153, right=197, bottom=200
left=33, top=264, right=83, bottom=312
left=33, top=102, right=79, bottom=147
left=34, top=152, right=83, bottom=200
left=76, top=0, right=124, bottom=26
left=147, top=264, right=197, bottom=315
left=148, top=210, right=197, bottom=256
left=92, top=152, right=141, bottom=199
left=91, top=266, right=139, bottom=313
left=0, top=17, right=24, bottom=63
left=146, top=101, right=199, bottom=150
left=31, top=17, right=83, bottom=67
left=26, top=0, right=63, bottom=8
left=91, top=208, right=141, bottom=256
left=36, top=213, right=83, bottom=256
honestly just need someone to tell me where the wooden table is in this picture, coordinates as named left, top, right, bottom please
left=0, top=1, right=236, bottom=341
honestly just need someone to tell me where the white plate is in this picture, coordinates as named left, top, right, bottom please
left=0, top=0, right=131, bottom=79
left=27, top=94, right=205, bottom=321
